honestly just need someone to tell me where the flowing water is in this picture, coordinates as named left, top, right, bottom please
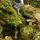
left=14, top=27, right=18, bottom=40
left=20, top=0, right=24, bottom=4
left=14, top=0, right=24, bottom=40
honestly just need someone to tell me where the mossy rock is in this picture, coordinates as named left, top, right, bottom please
left=20, top=5, right=33, bottom=19
left=20, top=25, right=35, bottom=40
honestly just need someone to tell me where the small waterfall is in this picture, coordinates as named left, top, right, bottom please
left=14, top=27, right=18, bottom=40
left=14, top=0, right=24, bottom=15
left=20, top=0, right=24, bottom=4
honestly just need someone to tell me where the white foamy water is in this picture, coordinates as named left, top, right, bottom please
left=20, top=0, right=24, bottom=4
left=14, top=28, right=18, bottom=39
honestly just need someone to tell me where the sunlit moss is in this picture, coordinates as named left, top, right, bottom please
left=33, top=32, right=40, bottom=40
left=20, top=25, right=35, bottom=40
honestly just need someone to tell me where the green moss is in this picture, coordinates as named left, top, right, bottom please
left=0, top=0, right=22, bottom=26
left=33, top=32, right=40, bottom=40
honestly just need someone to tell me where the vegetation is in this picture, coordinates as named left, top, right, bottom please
left=0, top=0, right=40, bottom=40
